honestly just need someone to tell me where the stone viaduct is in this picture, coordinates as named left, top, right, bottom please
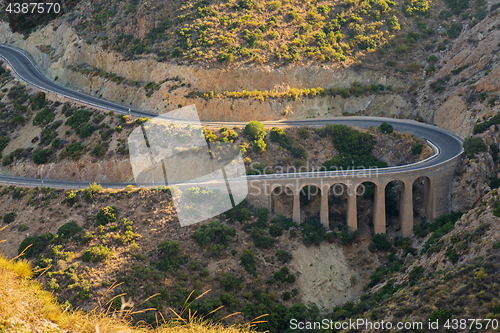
left=246, top=153, right=462, bottom=237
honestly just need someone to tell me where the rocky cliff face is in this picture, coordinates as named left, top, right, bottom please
left=451, top=125, right=500, bottom=212
left=417, top=14, right=500, bottom=137
left=0, top=21, right=414, bottom=121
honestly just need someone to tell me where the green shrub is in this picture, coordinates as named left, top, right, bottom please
left=300, top=216, right=326, bottom=245
left=157, top=240, right=181, bottom=255
left=463, top=137, right=487, bottom=157
left=66, top=109, right=92, bottom=128
left=63, top=190, right=79, bottom=207
left=32, top=108, right=55, bottom=126
left=31, top=91, right=46, bottom=109
left=274, top=267, right=290, bottom=281
left=225, top=199, right=251, bottom=222
left=421, top=212, right=463, bottom=253
left=290, top=141, right=306, bottom=158
left=192, top=221, right=236, bottom=248
left=298, top=127, right=310, bottom=139
left=33, top=149, right=50, bottom=164
left=57, top=222, right=82, bottom=239
left=378, top=122, right=393, bottom=134
left=244, top=121, right=266, bottom=141
left=444, top=0, right=469, bottom=14
left=96, top=206, right=119, bottom=225
left=240, top=248, right=256, bottom=274
left=427, top=55, right=438, bottom=63
left=276, top=249, right=292, bottom=263
left=18, top=233, right=53, bottom=257
left=251, top=228, right=275, bottom=249
left=0, top=136, right=10, bottom=155
left=408, top=266, right=424, bottom=285
left=82, top=245, right=113, bottom=262
left=331, top=125, right=375, bottom=156
left=3, top=212, right=16, bottom=224
left=149, top=243, right=187, bottom=270
left=447, top=22, right=463, bottom=38
left=369, top=234, right=392, bottom=252
left=411, top=143, right=424, bottom=155
left=473, top=114, right=500, bottom=134
left=84, top=182, right=102, bottom=201
left=445, top=246, right=459, bottom=263
left=270, top=127, right=290, bottom=149
left=253, top=138, right=266, bottom=153
left=220, top=273, right=240, bottom=292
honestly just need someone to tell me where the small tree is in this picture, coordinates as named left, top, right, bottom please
left=378, top=122, right=394, bottom=134
left=33, top=149, right=50, bottom=164
left=253, top=138, right=266, bottom=153
left=57, top=222, right=82, bottom=239
left=96, top=206, right=119, bottom=225
left=3, top=212, right=16, bottom=224
left=82, top=245, right=113, bottom=262
left=84, top=182, right=102, bottom=201
left=369, top=234, right=392, bottom=252
left=240, top=248, right=256, bottom=274
left=411, top=143, right=424, bottom=155
left=244, top=121, right=266, bottom=141
left=463, top=136, right=487, bottom=158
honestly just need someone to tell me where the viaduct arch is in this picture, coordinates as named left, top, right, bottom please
left=249, top=152, right=461, bottom=237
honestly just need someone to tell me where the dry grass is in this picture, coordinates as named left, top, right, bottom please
left=0, top=255, right=265, bottom=333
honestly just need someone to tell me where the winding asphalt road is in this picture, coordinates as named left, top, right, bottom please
left=0, top=44, right=464, bottom=189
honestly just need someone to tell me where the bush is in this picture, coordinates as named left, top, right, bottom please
left=57, top=222, right=82, bottom=239
left=290, top=141, right=306, bottom=158
left=220, top=273, right=240, bottom=292
left=18, top=233, right=53, bottom=257
left=3, top=212, right=16, bottom=224
left=276, top=249, right=292, bottom=263
left=331, top=125, right=375, bottom=156
left=378, top=122, right=393, bottom=134
left=96, top=206, right=119, bottom=225
left=298, top=128, right=310, bottom=139
left=244, top=121, right=266, bottom=141
left=369, top=234, right=392, bottom=252
left=33, top=149, right=50, bottom=164
left=66, top=109, right=92, bottom=129
left=82, top=245, right=113, bottom=262
left=225, top=199, right=251, bottom=222
left=253, top=138, right=267, bottom=153
left=63, top=190, right=79, bottom=207
left=274, top=267, right=290, bottom=281
left=427, top=55, right=438, bottom=63
left=192, top=221, right=236, bottom=248
left=444, top=0, right=469, bottom=14
left=251, top=228, right=275, bottom=249
left=447, top=22, right=463, bottom=38
left=84, top=182, right=102, bottom=201
left=67, top=142, right=83, bottom=153
left=473, top=114, right=500, bottom=134
left=0, top=136, right=10, bottom=155
left=411, top=143, right=424, bottom=155
left=32, top=91, right=46, bottom=109
left=270, top=127, right=290, bottom=149
left=153, top=240, right=190, bottom=272
left=463, top=136, right=487, bottom=157
left=157, top=240, right=181, bottom=255
left=32, top=108, right=55, bottom=126
left=408, top=265, right=424, bottom=285
left=300, top=216, right=326, bottom=245
left=240, top=248, right=256, bottom=274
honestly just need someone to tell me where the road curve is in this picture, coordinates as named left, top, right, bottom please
left=0, top=44, right=464, bottom=189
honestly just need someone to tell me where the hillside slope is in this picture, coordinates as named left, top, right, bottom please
left=0, top=255, right=263, bottom=333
